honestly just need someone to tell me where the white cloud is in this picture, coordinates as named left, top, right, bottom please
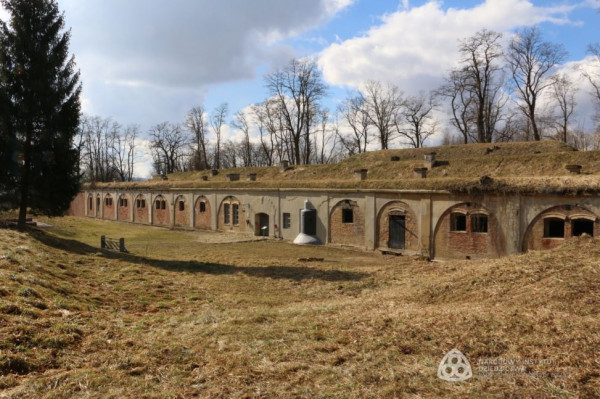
left=63, top=0, right=351, bottom=90
left=319, top=0, right=576, bottom=92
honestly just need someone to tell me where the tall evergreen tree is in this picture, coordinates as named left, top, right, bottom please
left=0, top=0, right=81, bottom=228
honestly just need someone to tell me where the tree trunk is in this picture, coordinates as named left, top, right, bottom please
left=17, top=126, right=32, bottom=229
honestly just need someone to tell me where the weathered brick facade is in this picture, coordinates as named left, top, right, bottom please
left=434, top=203, right=505, bottom=259
left=72, top=187, right=600, bottom=260
left=329, top=200, right=365, bottom=247
left=118, top=194, right=130, bottom=221
left=194, top=196, right=211, bottom=230
left=65, top=192, right=86, bottom=217
left=103, top=194, right=115, bottom=220
left=174, top=195, right=189, bottom=227
left=153, top=195, right=170, bottom=226
left=217, top=196, right=246, bottom=232
left=376, top=201, right=419, bottom=252
left=524, top=205, right=598, bottom=251
left=133, top=194, right=149, bottom=224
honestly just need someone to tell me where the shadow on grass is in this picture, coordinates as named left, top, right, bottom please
left=28, top=228, right=369, bottom=282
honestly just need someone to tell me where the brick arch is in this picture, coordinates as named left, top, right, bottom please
left=522, top=205, right=598, bottom=252
left=174, top=195, right=189, bottom=227
left=117, top=193, right=131, bottom=221
left=433, top=202, right=505, bottom=259
left=376, top=201, right=419, bottom=252
left=194, top=196, right=211, bottom=230
left=133, top=194, right=149, bottom=224
left=218, top=196, right=245, bottom=232
left=329, top=199, right=364, bottom=247
left=153, top=194, right=170, bottom=226
left=103, top=193, right=115, bottom=220
left=87, top=194, right=94, bottom=216
left=95, top=194, right=101, bottom=217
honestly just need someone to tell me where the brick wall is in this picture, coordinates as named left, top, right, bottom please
left=217, top=196, right=246, bottom=232
left=118, top=194, right=130, bottom=221
left=65, top=192, right=86, bottom=216
left=194, top=196, right=211, bottom=229
left=434, top=203, right=505, bottom=259
left=133, top=195, right=149, bottom=224
left=174, top=196, right=189, bottom=227
left=376, top=201, right=419, bottom=252
left=329, top=200, right=365, bottom=247
left=103, top=195, right=115, bottom=220
left=524, top=205, right=599, bottom=251
left=153, top=196, right=170, bottom=226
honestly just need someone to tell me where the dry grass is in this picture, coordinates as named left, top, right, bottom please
left=90, top=141, right=600, bottom=194
left=1, top=216, right=599, bottom=398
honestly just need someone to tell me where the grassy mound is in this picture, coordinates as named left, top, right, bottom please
left=0, top=217, right=599, bottom=397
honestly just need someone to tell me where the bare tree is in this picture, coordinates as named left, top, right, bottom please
left=265, top=58, right=327, bottom=165
left=149, top=122, right=189, bottom=175
left=231, top=110, right=252, bottom=167
left=460, top=29, right=506, bottom=142
left=210, top=103, right=228, bottom=169
left=507, top=26, right=568, bottom=140
left=337, top=93, right=370, bottom=155
left=113, top=124, right=138, bottom=181
left=550, top=73, right=577, bottom=143
left=437, top=70, right=476, bottom=144
left=186, top=106, right=209, bottom=170
left=584, top=42, right=600, bottom=124
left=395, top=92, right=438, bottom=148
left=313, top=109, right=338, bottom=164
left=361, top=80, right=403, bottom=149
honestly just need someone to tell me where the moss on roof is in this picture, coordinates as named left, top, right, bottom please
left=90, top=141, right=600, bottom=195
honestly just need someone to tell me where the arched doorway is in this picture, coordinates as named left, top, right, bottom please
left=255, top=213, right=269, bottom=236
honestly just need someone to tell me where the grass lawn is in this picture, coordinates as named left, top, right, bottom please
left=0, top=216, right=599, bottom=398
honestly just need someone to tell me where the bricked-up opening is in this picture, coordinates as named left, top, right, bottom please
left=342, top=208, right=354, bottom=224
left=544, top=218, right=565, bottom=238
left=199, top=202, right=206, bottom=213
left=572, top=219, right=594, bottom=236
left=224, top=203, right=230, bottom=224
left=471, top=214, right=488, bottom=233
left=283, top=213, right=291, bottom=229
left=179, top=201, right=185, bottom=211
left=232, top=204, right=239, bottom=225
left=450, top=213, right=467, bottom=231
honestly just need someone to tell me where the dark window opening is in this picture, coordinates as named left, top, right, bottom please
left=544, top=218, right=565, bottom=238
left=232, top=204, right=239, bottom=225
left=120, top=198, right=127, bottom=207
left=89, top=198, right=93, bottom=210
left=450, top=213, right=466, bottom=232
left=142, top=200, right=146, bottom=208
left=283, top=213, right=291, bottom=229
left=342, top=208, right=354, bottom=224
left=156, top=200, right=160, bottom=209
left=162, top=200, right=166, bottom=210
left=471, top=214, right=488, bottom=233
left=199, top=202, right=206, bottom=213
left=224, top=203, right=230, bottom=224
left=572, top=219, right=594, bottom=237
left=179, top=201, right=185, bottom=211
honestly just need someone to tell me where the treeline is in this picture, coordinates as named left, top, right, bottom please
left=79, top=27, right=600, bottom=182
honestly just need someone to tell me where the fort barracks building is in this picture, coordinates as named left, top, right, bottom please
left=67, top=141, right=600, bottom=259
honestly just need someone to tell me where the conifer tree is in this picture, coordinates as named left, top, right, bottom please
left=0, top=0, right=81, bottom=228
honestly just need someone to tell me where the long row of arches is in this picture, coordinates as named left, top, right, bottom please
left=85, top=192, right=598, bottom=258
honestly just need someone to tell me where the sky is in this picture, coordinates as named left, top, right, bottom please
left=1, top=0, right=599, bottom=178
